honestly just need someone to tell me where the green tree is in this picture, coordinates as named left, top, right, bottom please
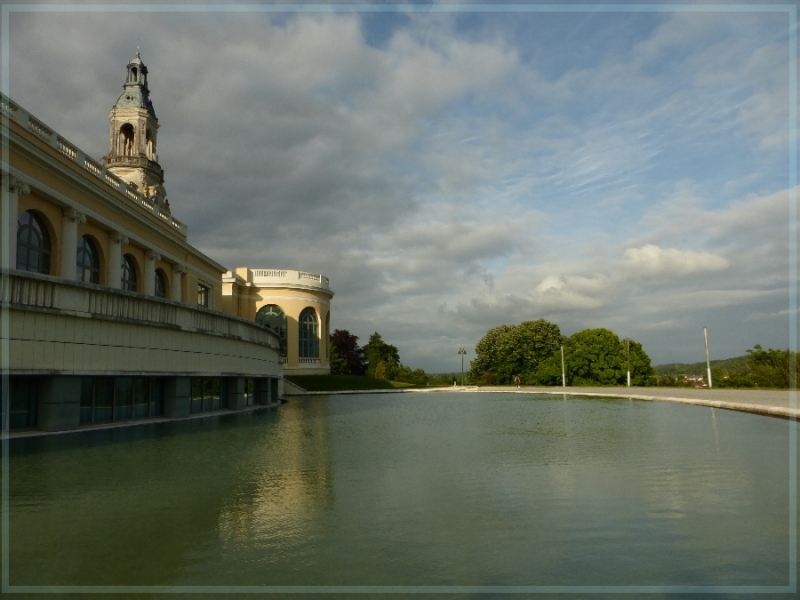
left=625, top=339, right=655, bottom=386
left=329, top=342, right=348, bottom=375
left=537, top=328, right=653, bottom=386
left=330, top=329, right=367, bottom=375
left=394, top=365, right=428, bottom=385
left=363, top=332, right=400, bottom=378
left=716, top=344, right=799, bottom=389
left=469, top=319, right=564, bottom=385
left=374, top=361, right=387, bottom=380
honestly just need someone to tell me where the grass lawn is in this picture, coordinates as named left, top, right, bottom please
left=285, top=374, right=418, bottom=392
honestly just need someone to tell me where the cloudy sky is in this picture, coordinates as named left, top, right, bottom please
left=6, top=1, right=795, bottom=371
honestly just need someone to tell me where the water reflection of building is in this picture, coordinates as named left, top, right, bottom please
left=218, top=400, right=334, bottom=547
left=5, top=52, right=331, bottom=434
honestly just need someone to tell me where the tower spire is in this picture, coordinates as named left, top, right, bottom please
left=101, top=51, right=168, bottom=209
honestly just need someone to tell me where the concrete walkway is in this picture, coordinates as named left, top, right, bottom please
left=290, top=386, right=799, bottom=420
left=438, top=386, right=799, bottom=420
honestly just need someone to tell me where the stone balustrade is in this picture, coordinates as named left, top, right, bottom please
left=4, top=270, right=280, bottom=352
left=0, top=91, right=187, bottom=237
left=250, top=269, right=331, bottom=292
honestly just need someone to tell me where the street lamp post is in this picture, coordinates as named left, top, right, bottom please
left=458, top=347, right=467, bottom=386
left=704, top=326, right=713, bottom=388
left=626, top=339, right=631, bottom=388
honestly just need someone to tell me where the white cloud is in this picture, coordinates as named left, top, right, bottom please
left=620, top=244, right=729, bottom=279
left=7, top=8, right=793, bottom=369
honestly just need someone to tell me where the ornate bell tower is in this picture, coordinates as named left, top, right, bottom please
left=102, top=51, right=168, bottom=209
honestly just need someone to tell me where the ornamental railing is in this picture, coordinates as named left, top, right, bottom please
left=250, top=269, right=331, bottom=292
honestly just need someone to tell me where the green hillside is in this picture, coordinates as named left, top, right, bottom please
left=653, top=356, right=748, bottom=376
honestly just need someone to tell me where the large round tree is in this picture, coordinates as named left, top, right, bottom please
left=469, top=319, right=564, bottom=385
left=537, top=328, right=654, bottom=386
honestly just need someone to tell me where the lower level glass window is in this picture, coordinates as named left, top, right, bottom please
left=8, top=378, right=38, bottom=429
left=80, top=377, right=165, bottom=424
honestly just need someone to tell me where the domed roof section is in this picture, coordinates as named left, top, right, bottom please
left=113, top=50, right=156, bottom=118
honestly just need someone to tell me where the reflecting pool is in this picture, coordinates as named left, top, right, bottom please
left=5, top=393, right=796, bottom=593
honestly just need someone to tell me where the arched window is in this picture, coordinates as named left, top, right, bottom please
left=121, top=254, right=137, bottom=292
left=299, top=308, right=319, bottom=359
left=256, top=305, right=287, bottom=357
left=154, top=269, right=168, bottom=299
left=76, top=236, right=100, bottom=284
left=119, top=123, right=135, bottom=156
left=16, top=211, right=51, bottom=274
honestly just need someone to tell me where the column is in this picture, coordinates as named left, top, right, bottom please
left=107, top=231, right=128, bottom=288
left=171, top=264, right=185, bottom=302
left=226, top=377, right=246, bottom=411
left=60, top=208, right=85, bottom=280
left=6, top=176, right=30, bottom=269
left=271, top=378, right=280, bottom=403
left=144, top=249, right=160, bottom=295
left=163, top=377, right=191, bottom=419
left=255, top=378, right=271, bottom=405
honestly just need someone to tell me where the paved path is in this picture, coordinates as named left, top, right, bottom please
left=435, top=386, right=799, bottom=420
left=292, top=386, right=799, bottom=420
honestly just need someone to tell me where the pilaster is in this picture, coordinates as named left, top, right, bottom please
left=6, top=176, right=30, bottom=269
left=108, top=231, right=128, bottom=289
left=60, top=207, right=86, bottom=280
left=144, top=249, right=160, bottom=295
left=171, top=264, right=185, bottom=302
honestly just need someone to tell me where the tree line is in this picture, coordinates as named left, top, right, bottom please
left=329, top=330, right=429, bottom=385
left=469, top=319, right=654, bottom=386
left=713, top=345, right=798, bottom=389
left=329, top=325, right=797, bottom=389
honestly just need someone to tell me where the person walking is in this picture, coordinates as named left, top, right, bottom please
left=514, top=374, right=521, bottom=389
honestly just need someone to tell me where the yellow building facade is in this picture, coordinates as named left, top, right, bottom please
left=4, top=52, right=329, bottom=433
left=222, top=268, right=333, bottom=376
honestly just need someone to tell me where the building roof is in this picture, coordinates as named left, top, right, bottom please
left=113, top=51, right=156, bottom=118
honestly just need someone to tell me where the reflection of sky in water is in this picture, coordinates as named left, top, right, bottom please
left=8, top=394, right=794, bottom=588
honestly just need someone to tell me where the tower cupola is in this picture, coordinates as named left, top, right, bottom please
left=102, top=50, right=168, bottom=209
left=114, top=51, right=156, bottom=117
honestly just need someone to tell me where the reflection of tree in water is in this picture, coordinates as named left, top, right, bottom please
left=217, top=398, right=334, bottom=549
left=490, top=395, right=655, bottom=467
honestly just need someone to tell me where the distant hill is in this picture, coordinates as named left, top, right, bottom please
left=653, top=355, right=748, bottom=376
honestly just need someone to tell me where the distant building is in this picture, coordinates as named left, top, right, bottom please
left=6, top=52, right=330, bottom=433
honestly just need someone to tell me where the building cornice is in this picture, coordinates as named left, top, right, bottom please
left=2, top=93, right=185, bottom=236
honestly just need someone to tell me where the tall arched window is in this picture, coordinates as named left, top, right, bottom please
left=256, top=305, right=287, bottom=357
left=76, top=236, right=100, bottom=284
left=121, top=254, right=137, bottom=292
left=16, top=211, right=51, bottom=274
left=299, top=308, right=319, bottom=359
left=154, top=269, right=168, bottom=299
